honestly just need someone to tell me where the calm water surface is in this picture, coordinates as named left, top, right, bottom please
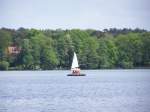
left=0, top=70, right=150, bottom=112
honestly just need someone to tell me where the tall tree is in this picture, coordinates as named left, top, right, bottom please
left=98, top=38, right=118, bottom=68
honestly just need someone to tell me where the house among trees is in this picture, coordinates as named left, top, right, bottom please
left=8, top=46, right=21, bottom=55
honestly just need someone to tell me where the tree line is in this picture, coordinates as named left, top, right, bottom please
left=0, top=27, right=150, bottom=70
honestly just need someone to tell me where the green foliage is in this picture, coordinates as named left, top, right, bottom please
left=115, top=33, right=143, bottom=68
left=56, top=33, right=74, bottom=69
left=141, top=32, right=150, bottom=66
left=0, top=61, right=9, bottom=70
left=0, top=30, right=11, bottom=49
left=98, top=38, right=118, bottom=68
left=0, top=30, right=11, bottom=61
left=40, top=48, right=58, bottom=69
left=20, top=39, right=34, bottom=69
left=115, top=34, right=133, bottom=68
left=17, top=31, right=59, bottom=70
left=0, top=27, right=149, bottom=70
left=80, top=37, right=99, bottom=69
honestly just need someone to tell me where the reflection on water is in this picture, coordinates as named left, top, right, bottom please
left=0, top=70, right=150, bottom=112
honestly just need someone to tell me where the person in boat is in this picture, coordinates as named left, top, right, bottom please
left=72, top=67, right=80, bottom=75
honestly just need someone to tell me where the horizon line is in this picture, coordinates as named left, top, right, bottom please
left=0, top=27, right=149, bottom=31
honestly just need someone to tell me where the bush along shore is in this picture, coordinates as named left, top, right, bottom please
left=0, top=28, right=150, bottom=70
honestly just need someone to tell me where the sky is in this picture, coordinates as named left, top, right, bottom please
left=0, top=0, right=150, bottom=30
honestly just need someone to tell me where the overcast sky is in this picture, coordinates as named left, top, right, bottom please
left=0, top=0, right=150, bottom=30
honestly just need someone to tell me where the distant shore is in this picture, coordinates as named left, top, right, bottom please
left=0, top=28, right=150, bottom=71
left=1, top=67, right=150, bottom=71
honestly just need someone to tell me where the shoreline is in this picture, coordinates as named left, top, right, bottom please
left=0, top=68, right=150, bottom=72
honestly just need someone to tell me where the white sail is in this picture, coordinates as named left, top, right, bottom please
left=71, top=52, right=79, bottom=69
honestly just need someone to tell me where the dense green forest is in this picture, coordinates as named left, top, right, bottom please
left=0, top=27, right=150, bottom=70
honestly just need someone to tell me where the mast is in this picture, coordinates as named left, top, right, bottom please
left=71, top=52, right=79, bottom=69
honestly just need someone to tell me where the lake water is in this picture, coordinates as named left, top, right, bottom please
left=0, top=70, right=150, bottom=112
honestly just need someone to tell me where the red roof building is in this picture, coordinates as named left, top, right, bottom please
left=8, top=46, right=21, bottom=55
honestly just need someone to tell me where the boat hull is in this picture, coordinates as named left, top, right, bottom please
left=67, top=74, right=86, bottom=76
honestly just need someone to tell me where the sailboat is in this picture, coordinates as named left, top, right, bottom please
left=67, top=52, right=86, bottom=76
